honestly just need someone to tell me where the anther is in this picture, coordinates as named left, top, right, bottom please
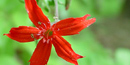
left=38, top=22, right=41, bottom=25
left=31, top=34, right=34, bottom=38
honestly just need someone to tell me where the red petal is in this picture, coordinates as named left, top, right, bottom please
left=52, top=14, right=96, bottom=36
left=29, top=38, right=52, bottom=65
left=25, top=0, right=50, bottom=29
left=4, top=26, right=41, bottom=42
left=52, top=35, right=84, bottom=65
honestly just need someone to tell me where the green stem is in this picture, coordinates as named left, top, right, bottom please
left=54, top=0, right=59, bottom=22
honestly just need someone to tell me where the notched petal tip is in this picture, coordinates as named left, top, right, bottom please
left=75, top=54, right=85, bottom=59
left=83, top=14, right=91, bottom=19
left=52, top=36, right=84, bottom=65
left=3, top=33, right=9, bottom=36
left=85, top=14, right=91, bottom=17
left=3, top=34, right=7, bottom=36
left=79, top=14, right=91, bottom=20
left=4, top=26, right=42, bottom=42
left=52, top=14, right=96, bottom=36
left=80, top=56, right=86, bottom=58
left=90, top=18, right=96, bottom=21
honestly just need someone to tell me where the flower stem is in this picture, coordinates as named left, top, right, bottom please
left=54, top=0, right=59, bottom=22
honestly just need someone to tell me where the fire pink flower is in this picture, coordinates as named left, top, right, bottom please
left=4, top=0, right=96, bottom=65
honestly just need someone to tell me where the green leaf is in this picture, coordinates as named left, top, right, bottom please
left=48, top=0, right=55, bottom=6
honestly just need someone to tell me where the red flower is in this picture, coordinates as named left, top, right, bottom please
left=4, top=0, right=96, bottom=65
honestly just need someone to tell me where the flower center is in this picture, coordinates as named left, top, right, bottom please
left=44, top=29, right=53, bottom=38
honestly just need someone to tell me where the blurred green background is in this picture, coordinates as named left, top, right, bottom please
left=0, top=0, right=130, bottom=65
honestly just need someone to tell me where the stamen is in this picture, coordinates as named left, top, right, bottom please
left=50, top=38, right=53, bottom=41
left=57, top=28, right=60, bottom=31
left=47, top=39, right=50, bottom=44
left=43, top=39, right=46, bottom=43
left=31, top=34, right=34, bottom=38
left=38, top=22, right=41, bottom=25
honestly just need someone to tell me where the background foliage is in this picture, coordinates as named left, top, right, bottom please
left=0, top=0, right=130, bottom=65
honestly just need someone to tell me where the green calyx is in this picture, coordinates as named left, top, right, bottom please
left=44, top=30, right=53, bottom=37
